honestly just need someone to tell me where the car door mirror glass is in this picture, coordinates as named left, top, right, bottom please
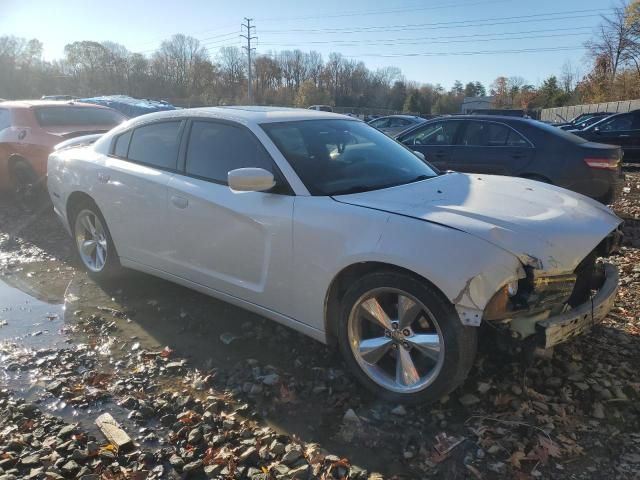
left=228, top=168, right=275, bottom=192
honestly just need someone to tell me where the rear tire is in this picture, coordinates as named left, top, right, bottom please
left=336, top=271, right=477, bottom=404
left=9, top=159, right=44, bottom=204
left=70, top=199, right=121, bottom=279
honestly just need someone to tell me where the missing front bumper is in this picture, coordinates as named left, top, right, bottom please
left=536, top=263, right=618, bottom=349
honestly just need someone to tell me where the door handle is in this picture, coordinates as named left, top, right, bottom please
left=170, top=195, right=189, bottom=209
left=97, top=172, right=110, bottom=183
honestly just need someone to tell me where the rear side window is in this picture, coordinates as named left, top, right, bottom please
left=599, top=113, right=633, bottom=132
left=185, top=121, right=275, bottom=184
left=460, top=121, right=530, bottom=147
left=34, top=107, right=125, bottom=127
left=128, top=121, right=182, bottom=170
left=0, top=109, right=10, bottom=131
left=113, top=130, right=132, bottom=157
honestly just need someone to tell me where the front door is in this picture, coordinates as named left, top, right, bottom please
left=167, top=119, right=294, bottom=313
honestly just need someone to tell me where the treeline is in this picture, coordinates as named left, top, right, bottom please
left=0, top=34, right=492, bottom=113
left=1, top=1, right=640, bottom=113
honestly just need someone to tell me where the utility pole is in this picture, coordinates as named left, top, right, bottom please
left=241, top=18, right=257, bottom=104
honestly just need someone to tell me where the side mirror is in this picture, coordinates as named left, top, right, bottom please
left=413, top=151, right=426, bottom=161
left=228, top=168, right=275, bottom=192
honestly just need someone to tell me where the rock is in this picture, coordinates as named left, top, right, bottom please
left=262, top=373, right=280, bottom=385
left=169, top=454, right=184, bottom=470
left=545, top=377, right=563, bottom=388
left=390, top=405, right=407, bottom=416
left=187, top=428, right=202, bottom=444
left=61, top=460, right=79, bottom=475
left=270, top=440, right=286, bottom=456
left=95, top=413, right=132, bottom=451
left=459, top=394, right=480, bottom=406
left=288, top=464, right=309, bottom=478
left=57, top=424, right=75, bottom=439
left=239, top=446, right=259, bottom=465
left=204, top=464, right=223, bottom=478
left=343, top=409, right=360, bottom=423
left=487, top=462, right=506, bottom=474
left=281, top=445, right=303, bottom=465
left=19, top=455, right=40, bottom=466
left=183, top=459, right=203, bottom=473
left=593, top=402, right=605, bottom=419
left=477, top=382, right=491, bottom=394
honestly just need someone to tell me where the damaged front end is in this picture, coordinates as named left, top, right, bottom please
left=482, top=228, right=622, bottom=349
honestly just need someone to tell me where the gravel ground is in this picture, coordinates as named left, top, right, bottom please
left=0, top=173, right=639, bottom=480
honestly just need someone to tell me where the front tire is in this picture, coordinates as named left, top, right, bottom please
left=337, top=271, right=477, bottom=404
left=71, top=200, right=121, bottom=278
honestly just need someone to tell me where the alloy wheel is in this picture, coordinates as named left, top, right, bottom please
left=347, top=288, right=445, bottom=394
left=74, top=209, right=108, bottom=273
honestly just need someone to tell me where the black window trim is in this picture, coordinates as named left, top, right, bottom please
left=107, top=119, right=186, bottom=173
left=177, top=117, right=294, bottom=196
left=456, top=120, right=535, bottom=148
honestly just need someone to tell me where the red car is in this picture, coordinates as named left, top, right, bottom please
left=0, top=100, right=126, bottom=194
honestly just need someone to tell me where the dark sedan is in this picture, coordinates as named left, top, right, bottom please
left=395, top=115, right=624, bottom=204
left=574, top=110, right=640, bottom=162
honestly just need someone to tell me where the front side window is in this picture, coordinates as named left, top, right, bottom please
left=402, top=121, right=459, bottom=146
left=127, top=121, right=181, bottom=170
left=34, top=107, right=125, bottom=127
left=185, top=121, right=275, bottom=184
left=262, top=119, right=438, bottom=196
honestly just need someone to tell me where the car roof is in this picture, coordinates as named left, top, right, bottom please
left=122, top=106, right=354, bottom=126
left=376, top=114, right=422, bottom=120
left=428, top=114, right=534, bottom=123
left=0, top=99, right=113, bottom=109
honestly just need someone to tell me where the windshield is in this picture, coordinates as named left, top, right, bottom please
left=262, top=119, right=438, bottom=196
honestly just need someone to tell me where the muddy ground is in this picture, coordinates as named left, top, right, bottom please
left=0, top=173, right=639, bottom=480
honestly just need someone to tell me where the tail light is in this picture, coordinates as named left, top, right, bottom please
left=584, top=157, right=619, bottom=170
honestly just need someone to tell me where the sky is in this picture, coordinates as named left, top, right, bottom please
left=0, top=0, right=613, bottom=90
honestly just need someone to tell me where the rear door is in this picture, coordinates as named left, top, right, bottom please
left=398, top=120, right=461, bottom=170
left=166, top=119, right=294, bottom=313
left=450, top=120, right=533, bottom=174
left=92, top=120, right=183, bottom=271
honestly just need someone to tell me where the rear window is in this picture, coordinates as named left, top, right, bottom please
left=34, top=106, right=125, bottom=127
left=531, top=120, right=588, bottom=144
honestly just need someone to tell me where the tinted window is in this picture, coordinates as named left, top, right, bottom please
left=0, top=109, right=10, bottom=131
left=370, top=118, right=390, bottom=128
left=186, top=121, right=275, bottom=184
left=113, top=130, right=132, bottom=157
left=128, top=121, right=181, bottom=169
left=402, top=121, right=459, bottom=146
left=389, top=117, right=411, bottom=127
left=460, top=121, right=527, bottom=147
left=34, top=107, right=125, bottom=127
left=599, top=114, right=633, bottom=132
left=262, top=119, right=438, bottom=196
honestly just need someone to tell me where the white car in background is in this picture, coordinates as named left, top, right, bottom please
left=48, top=107, right=622, bottom=404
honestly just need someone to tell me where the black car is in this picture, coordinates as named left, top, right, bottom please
left=395, top=115, right=624, bottom=204
left=559, top=112, right=613, bottom=131
left=555, top=112, right=612, bottom=130
left=574, top=110, right=640, bottom=162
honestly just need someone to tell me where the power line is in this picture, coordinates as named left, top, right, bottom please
left=260, top=8, right=612, bottom=34
left=241, top=18, right=257, bottom=104
left=345, top=45, right=587, bottom=58
left=259, top=31, right=592, bottom=48
left=258, top=0, right=510, bottom=22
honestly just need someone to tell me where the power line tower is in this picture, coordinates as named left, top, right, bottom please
left=241, top=18, right=257, bottom=104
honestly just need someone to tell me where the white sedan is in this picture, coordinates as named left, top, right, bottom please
left=48, top=107, right=622, bottom=403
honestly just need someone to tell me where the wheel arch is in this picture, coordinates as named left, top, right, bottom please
left=66, top=191, right=98, bottom=230
left=324, top=261, right=451, bottom=347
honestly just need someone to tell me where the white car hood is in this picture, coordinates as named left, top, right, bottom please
left=334, top=173, right=622, bottom=274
